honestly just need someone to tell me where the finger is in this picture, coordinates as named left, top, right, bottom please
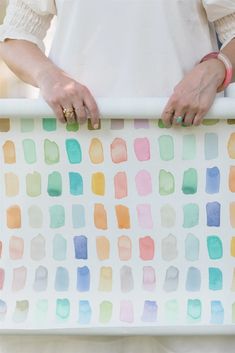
left=83, top=91, right=100, bottom=129
left=161, top=106, right=175, bottom=127
left=183, top=112, right=197, bottom=126
left=61, top=104, right=77, bottom=124
left=49, top=103, right=66, bottom=123
left=172, top=110, right=185, bottom=126
left=73, top=102, right=87, bottom=124
left=192, top=111, right=205, bottom=126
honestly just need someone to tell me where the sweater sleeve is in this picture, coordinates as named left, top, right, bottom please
left=0, top=0, right=56, bottom=52
left=202, top=0, right=235, bottom=48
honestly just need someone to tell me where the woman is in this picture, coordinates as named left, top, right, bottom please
left=0, top=0, right=235, bottom=128
left=0, top=1, right=235, bottom=353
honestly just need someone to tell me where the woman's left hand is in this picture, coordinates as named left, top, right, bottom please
left=161, top=58, right=226, bottom=127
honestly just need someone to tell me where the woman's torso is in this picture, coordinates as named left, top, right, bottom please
left=49, top=0, right=218, bottom=97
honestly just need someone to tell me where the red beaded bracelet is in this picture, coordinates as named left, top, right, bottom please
left=200, top=51, right=233, bottom=92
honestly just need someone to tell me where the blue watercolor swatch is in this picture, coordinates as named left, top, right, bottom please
left=210, top=301, right=224, bottom=324
left=206, top=202, right=220, bottom=227
left=72, top=205, right=85, bottom=228
left=55, top=267, right=69, bottom=291
left=206, top=167, right=220, bottom=194
left=185, top=234, right=199, bottom=261
left=74, top=235, right=88, bottom=259
left=204, top=133, right=218, bottom=160
left=186, top=267, right=201, bottom=291
left=77, top=266, right=90, bottom=292
left=78, top=300, right=92, bottom=324
left=141, top=300, right=158, bottom=322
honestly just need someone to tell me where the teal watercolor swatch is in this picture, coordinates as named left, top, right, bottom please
left=66, top=139, right=82, bottom=164
left=183, top=203, right=199, bottom=228
left=21, top=119, right=34, bottom=132
left=187, top=299, right=201, bottom=322
left=47, top=171, right=62, bottom=196
left=23, top=139, right=36, bottom=164
left=43, top=118, right=56, bottom=131
left=72, top=205, right=85, bottom=228
left=49, top=205, right=65, bottom=228
left=182, top=135, right=196, bottom=160
left=185, top=234, right=199, bottom=261
left=209, top=267, right=223, bottom=290
left=207, top=236, right=223, bottom=259
left=182, top=168, right=197, bottom=194
left=53, top=234, right=67, bottom=261
left=56, top=299, right=70, bottom=320
left=158, top=135, right=174, bottom=161
left=69, top=172, right=83, bottom=195
left=44, top=139, right=60, bottom=164
left=159, top=169, right=175, bottom=195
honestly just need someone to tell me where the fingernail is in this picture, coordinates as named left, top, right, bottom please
left=93, top=123, right=99, bottom=129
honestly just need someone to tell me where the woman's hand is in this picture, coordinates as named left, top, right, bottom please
left=161, top=58, right=226, bottom=127
left=37, top=63, right=100, bottom=127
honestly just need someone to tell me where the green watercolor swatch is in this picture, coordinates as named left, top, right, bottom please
left=202, top=119, right=219, bottom=126
left=66, top=139, right=82, bottom=164
left=34, top=299, right=48, bottom=321
left=26, top=172, right=41, bottom=197
left=66, top=122, right=79, bottom=132
left=158, top=135, right=174, bottom=161
left=165, top=300, right=179, bottom=322
left=47, top=171, right=62, bottom=196
left=56, top=299, right=70, bottom=320
left=227, top=119, right=235, bottom=125
left=23, top=139, right=36, bottom=164
left=44, top=139, right=60, bottom=164
left=159, top=169, right=175, bottom=195
left=207, top=236, right=223, bottom=259
left=209, top=267, right=222, bottom=290
left=88, top=118, right=101, bottom=130
left=187, top=299, right=201, bottom=322
left=50, top=205, right=65, bottom=228
left=21, top=119, right=34, bottom=132
left=182, top=135, right=196, bottom=160
left=182, top=168, right=197, bottom=194
left=43, top=118, right=57, bottom=131
left=183, top=203, right=199, bottom=228
left=99, top=301, right=112, bottom=323
left=53, top=234, right=67, bottom=261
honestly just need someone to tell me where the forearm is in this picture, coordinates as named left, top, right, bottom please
left=221, top=38, right=235, bottom=82
left=0, top=39, right=60, bottom=87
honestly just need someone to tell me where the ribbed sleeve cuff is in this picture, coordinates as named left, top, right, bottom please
left=0, top=0, right=54, bottom=52
left=214, top=12, right=235, bottom=49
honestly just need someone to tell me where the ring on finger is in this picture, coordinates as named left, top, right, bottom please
left=174, top=115, right=184, bottom=124
left=62, top=107, right=77, bottom=123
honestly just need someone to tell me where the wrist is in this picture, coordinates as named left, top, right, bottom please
left=199, top=58, right=226, bottom=88
left=35, top=61, right=64, bottom=89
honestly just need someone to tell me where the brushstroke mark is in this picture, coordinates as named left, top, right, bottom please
left=22, top=139, right=36, bottom=164
left=4, top=172, right=19, bottom=197
left=207, top=236, right=223, bottom=259
left=47, top=171, right=62, bottom=196
left=185, top=234, right=199, bottom=261
left=139, top=236, right=154, bottom=260
left=7, top=205, right=21, bottom=229
left=89, top=138, right=104, bottom=164
left=33, top=266, right=48, bottom=291
left=78, top=300, right=91, bottom=324
left=44, top=139, right=60, bottom=164
left=53, top=234, right=67, bottom=261
left=12, top=266, right=27, bottom=291
left=0, top=118, right=10, bottom=132
left=28, top=205, right=43, bottom=228
left=96, top=236, right=110, bottom=260
left=49, top=205, right=65, bottom=228
left=206, top=202, right=220, bottom=227
left=72, top=204, right=85, bottom=228
left=209, top=267, right=222, bottom=290
left=206, top=167, right=220, bottom=194
left=205, top=133, right=218, bottom=160
left=165, top=300, right=179, bottom=322
left=115, top=205, right=130, bottom=229
left=3, top=140, right=16, bottom=164
left=158, top=135, right=174, bottom=161
left=137, top=204, right=153, bottom=229
left=9, top=236, right=24, bottom=260
left=26, top=172, right=41, bottom=197
left=230, top=202, right=235, bottom=228
left=0, top=269, right=4, bottom=290
left=161, top=234, right=178, bottom=261
left=55, top=267, right=69, bottom=291
left=229, top=166, right=235, bottom=192
left=186, top=267, right=201, bottom=291
left=134, top=137, right=150, bottom=161
left=160, top=204, right=176, bottom=228
left=74, top=235, right=87, bottom=259
left=21, top=119, right=34, bottom=132
left=69, top=172, right=83, bottom=195
left=94, top=203, right=107, bottom=229
left=134, top=119, right=149, bottom=129
left=142, top=266, right=156, bottom=291
left=187, top=299, right=201, bottom=322
left=34, top=299, right=48, bottom=322
left=92, top=172, right=105, bottom=195
left=163, top=266, right=179, bottom=292
left=135, top=170, right=152, bottom=196
left=183, top=203, right=199, bottom=228
left=114, top=172, right=127, bottom=199
left=120, top=266, right=133, bottom=292
left=141, top=301, right=157, bottom=322
left=111, top=138, right=127, bottom=163
left=182, top=168, right=197, bottom=194
left=99, top=301, right=112, bottom=323
left=118, top=236, right=131, bottom=260
left=111, top=119, right=124, bottom=129
left=56, top=299, right=70, bottom=320
left=43, top=118, right=56, bottom=131
left=31, top=234, right=45, bottom=261
left=77, top=266, right=90, bottom=292
left=120, top=300, right=134, bottom=323
left=65, top=139, right=82, bottom=164
left=182, top=135, right=196, bottom=160
left=227, top=132, right=235, bottom=158
left=231, top=237, right=235, bottom=257
left=0, top=300, right=7, bottom=320
left=159, top=170, right=175, bottom=195
left=99, top=267, right=112, bottom=291
left=13, top=300, right=29, bottom=323
left=210, top=301, right=224, bottom=324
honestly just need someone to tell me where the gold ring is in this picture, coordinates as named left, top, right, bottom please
left=62, top=107, right=76, bottom=122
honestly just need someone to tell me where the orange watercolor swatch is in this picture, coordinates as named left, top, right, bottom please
left=115, top=205, right=130, bottom=229
left=3, top=140, right=16, bottom=164
left=227, top=133, right=235, bottom=159
left=118, top=236, right=132, bottom=260
left=114, top=172, right=128, bottom=199
left=0, top=118, right=10, bottom=132
left=4, top=172, right=19, bottom=196
left=7, top=205, right=21, bottom=229
left=96, top=236, right=110, bottom=260
left=94, top=204, right=107, bottom=229
left=92, top=172, right=105, bottom=195
left=110, top=138, right=127, bottom=163
left=229, top=167, right=235, bottom=192
left=0, top=269, right=5, bottom=289
left=230, top=203, right=235, bottom=228
left=9, top=236, right=24, bottom=260
left=89, top=138, right=104, bottom=164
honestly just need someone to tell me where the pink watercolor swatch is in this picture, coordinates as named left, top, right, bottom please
left=120, top=300, right=134, bottom=323
left=134, top=138, right=150, bottom=161
left=135, top=170, right=152, bottom=196
left=114, top=172, right=128, bottom=199
left=139, top=236, right=155, bottom=260
left=110, top=138, right=127, bottom=163
left=137, top=204, right=153, bottom=229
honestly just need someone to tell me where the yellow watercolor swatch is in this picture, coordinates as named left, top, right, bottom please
left=92, top=172, right=105, bottom=195
left=89, top=138, right=104, bottom=164
left=231, top=237, right=235, bottom=257
left=94, top=204, right=107, bottom=229
left=5, top=172, right=19, bottom=196
left=229, top=167, right=235, bottom=192
left=230, top=203, right=235, bottom=228
left=3, top=140, right=16, bottom=164
left=231, top=269, right=235, bottom=291
left=99, top=266, right=112, bottom=291
left=96, top=236, right=110, bottom=260
left=227, top=133, right=235, bottom=159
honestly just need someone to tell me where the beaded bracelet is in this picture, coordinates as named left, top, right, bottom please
left=200, top=51, right=233, bottom=92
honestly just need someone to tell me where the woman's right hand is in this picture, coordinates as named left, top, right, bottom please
left=37, top=64, right=100, bottom=128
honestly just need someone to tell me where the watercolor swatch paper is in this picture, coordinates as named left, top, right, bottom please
left=0, top=117, right=235, bottom=333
